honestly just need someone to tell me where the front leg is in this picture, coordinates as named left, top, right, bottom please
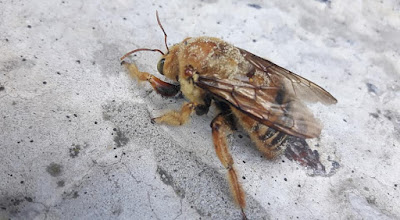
left=121, top=61, right=180, bottom=97
left=152, top=102, right=197, bottom=126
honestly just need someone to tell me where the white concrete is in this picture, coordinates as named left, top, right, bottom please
left=1, top=0, right=399, bottom=219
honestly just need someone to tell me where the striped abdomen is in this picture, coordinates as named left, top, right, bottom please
left=231, top=108, right=288, bottom=159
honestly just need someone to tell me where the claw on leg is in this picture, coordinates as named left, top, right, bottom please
left=122, top=61, right=180, bottom=97
left=152, top=102, right=196, bottom=126
left=241, top=208, right=248, bottom=220
left=211, top=114, right=247, bottom=219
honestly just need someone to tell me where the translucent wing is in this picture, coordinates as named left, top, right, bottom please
left=238, top=48, right=337, bottom=105
left=195, top=48, right=337, bottom=139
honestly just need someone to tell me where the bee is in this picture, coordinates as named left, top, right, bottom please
left=120, top=12, right=337, bottom=220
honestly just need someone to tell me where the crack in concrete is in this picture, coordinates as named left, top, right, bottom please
left=172, top=198, right=183, bottom=220
left=121, top=162, right=142, bottom=185
left=147, top=191, right=161, bottom=220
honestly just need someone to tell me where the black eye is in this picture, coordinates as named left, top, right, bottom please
left=157, top=58, right=165, bottom=75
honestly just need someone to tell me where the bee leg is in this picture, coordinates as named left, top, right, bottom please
left=211, top=114, right=247, bottom=220
left=151, top=102, right=196, bottom=126
left=121, top=61, right=180, bottom=97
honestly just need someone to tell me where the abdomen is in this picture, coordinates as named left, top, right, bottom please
left=231, top=108, right=287, bottom=159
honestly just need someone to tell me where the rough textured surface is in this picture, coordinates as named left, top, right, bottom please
left=1, top=0, right=399, bottom=219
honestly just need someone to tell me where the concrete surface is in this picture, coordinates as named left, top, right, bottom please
left=1, top=0, right=399, bottom=219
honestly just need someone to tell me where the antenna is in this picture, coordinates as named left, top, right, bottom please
left=156, top=11, right=169, bottom=53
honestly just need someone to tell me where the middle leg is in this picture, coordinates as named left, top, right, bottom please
left=152, top=102, right=197, bottom=126
left=211, top=113, right=247, bottom=220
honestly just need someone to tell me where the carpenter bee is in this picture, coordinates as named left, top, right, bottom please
left=120, top=12, right=337, bottom=220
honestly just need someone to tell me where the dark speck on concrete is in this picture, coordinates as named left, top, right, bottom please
left=69, top=144, right=81, bottom=158
left=370, top=112, right=379, bottom=118
left=76, top=60, right=81, bottom=64
left=43, top=81, right=47, bottom=85
left=366, top=196, right=376, bottom=205
left=27, top=25, right=32, bottom=28
left=366, top=82, right=378, bottom=94
left=22, top=58, right=26, bottom=61
left=383, top=110, right=393, bottom=121
left=11, top=198, right=23, bottom=206
left=63, top=190, right=80, bottom=199
left=72, top=191, right=79, bottom=198
left=316, top=0, right=331, bottom=3
left=247, top=3, right=262, bottom=9
left=0, top=86, right=4, bottom=91
left=24, top=197, right=33, bottom=202
left=46, top=162, right=62, bottom=177
left=57, top=180, right=65, bottom=187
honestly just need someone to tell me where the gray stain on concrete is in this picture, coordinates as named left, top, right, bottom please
left=102, top=101, right=270, bottom=220
left=94, top=43, right=124, bottom=77
left=57, top=180, right=65, bottom=187
left=113, top=129, right=129, bottom=148
left=63, top=191, right=79, bottom=200
left=0, top=57, right=36, bottom=73
left=383, top=110, right=400, bottom=140
left=0, top=195, right=35, bottom=217
left=69, top=144, right=81, bottom=158
left=156, top=166, right=185, bottom=198
left=46, top=163, right=62, bottom=177
left=156, top=166, right=174, bottom=186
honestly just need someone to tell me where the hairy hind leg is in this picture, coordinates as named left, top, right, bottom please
left=211, top=113, right=247, bottom=220
left=121, top=61, right=180, bottom=97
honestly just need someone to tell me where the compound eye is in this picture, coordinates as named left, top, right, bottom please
left=157, top=58, right=165, bottom=75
